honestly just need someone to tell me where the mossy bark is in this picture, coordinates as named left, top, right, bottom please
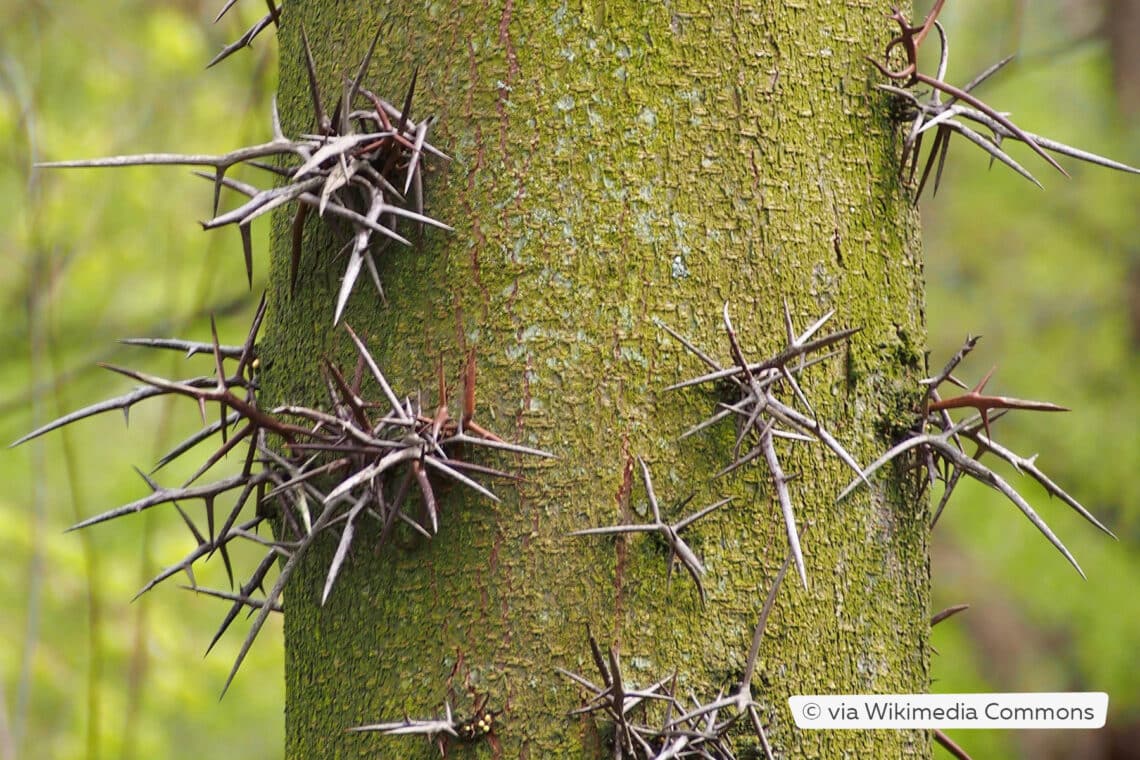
left=263, top=2, right=929, bottom=757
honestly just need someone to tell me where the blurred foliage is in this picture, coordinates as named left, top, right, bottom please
left=1, top=1, right=1136, bottom=760
left=919, top=1, right=1140, bottom=758
left=1, top=2, right=282, bottom=759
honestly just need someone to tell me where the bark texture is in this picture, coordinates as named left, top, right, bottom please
left=264, top=2, right=929, bottom=757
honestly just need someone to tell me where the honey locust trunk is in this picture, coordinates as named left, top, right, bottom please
left=262, top=2, right=930, bottom=757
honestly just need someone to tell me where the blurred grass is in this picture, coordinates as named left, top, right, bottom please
left=1, top=2, right=1137, bottom=759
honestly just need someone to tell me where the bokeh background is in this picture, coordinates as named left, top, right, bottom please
left=1, top=2, right=1136, bottom=758
left=920, top=2, right=1140, bottom=757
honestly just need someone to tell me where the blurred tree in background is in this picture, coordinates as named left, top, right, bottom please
left=1, top=1, right=1136, bottom=759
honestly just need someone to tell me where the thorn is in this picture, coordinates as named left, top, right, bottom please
left=930, top=604, right=969, bottom=627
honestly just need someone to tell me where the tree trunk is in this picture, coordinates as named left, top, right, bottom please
left=264, top=2, right=929, bottom=757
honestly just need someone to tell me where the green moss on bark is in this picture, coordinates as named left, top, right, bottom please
left=263, top=2, right=929, bottom=757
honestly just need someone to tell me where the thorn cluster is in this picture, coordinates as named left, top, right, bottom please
left=837, top=335, right=1115, bottom=578
left=558, top=629, right=750, bottom=759
left=570, top=457, right=731, bottom=604
left=659, top=302, right=863, bottom=589
left=871, top=0, right=1140, bottom=200
left=555, top=548, right=800, bottom=759
left=288, top=323, right=554, bottom=585
left=209, top=0, right=282, bottom=69
left=37, top=25, right=452, bottom=323
left=349, top=697, right=500, bottom=756
left=10, top=303, right=549, bottom=694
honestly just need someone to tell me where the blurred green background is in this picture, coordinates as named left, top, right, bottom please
left=1, top=2, right=1136, bottom=759
left=917, top=1, right=1140, bottom=758
left=1, top=2, right=282, bottom=759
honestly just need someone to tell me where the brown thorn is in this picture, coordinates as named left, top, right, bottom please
left=930, top=603, right=969, bottom=627
left=290, top=205, right=308, bottom=294
left=934, top=729, right=974, bottom=760
left=463, top=349, right=477, bottom=427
